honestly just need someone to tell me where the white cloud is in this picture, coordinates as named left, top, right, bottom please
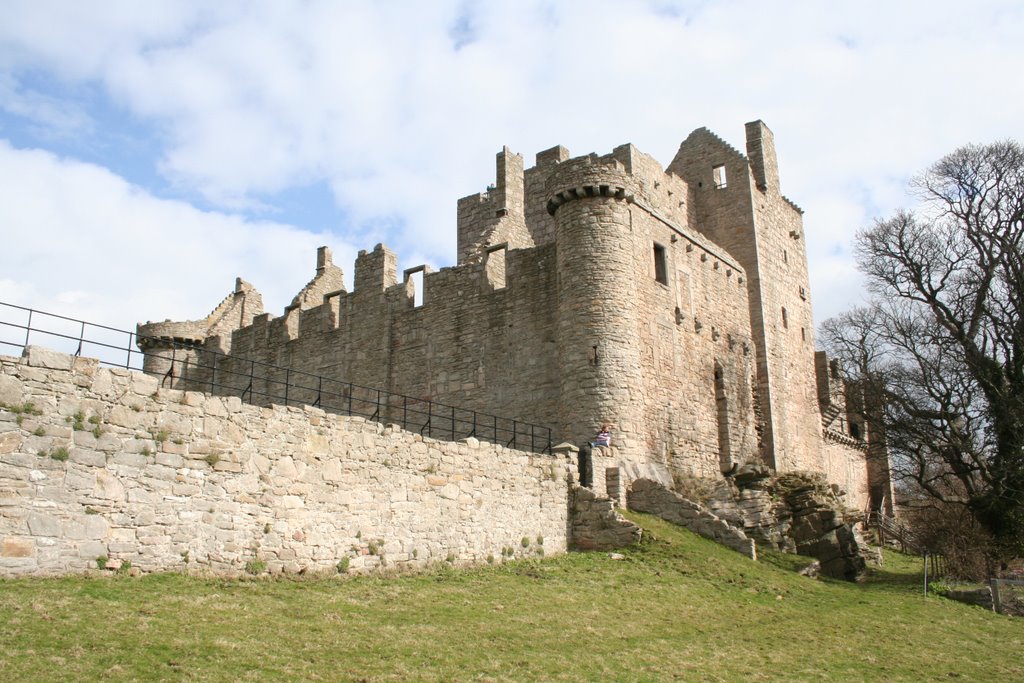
left=0, top=0, right=1022, bottom=332
left=0, top=141, right=358, bottom=332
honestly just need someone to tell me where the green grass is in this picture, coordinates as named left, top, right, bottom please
left=1, top=512, right=1022, bottom=681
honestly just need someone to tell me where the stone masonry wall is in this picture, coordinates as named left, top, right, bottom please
left=0, top=349, right=569, bottom=576
left=669, top=124, right=824, bottom=474
left=136, top=121, right=886, bottom=523
left=821, top=433, right=870, bottom=513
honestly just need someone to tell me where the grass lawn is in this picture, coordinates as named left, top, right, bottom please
left=2, top=512, right=1023, bottom=682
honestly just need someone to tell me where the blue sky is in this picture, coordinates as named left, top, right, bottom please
left=1, top=0, right=1022, bottom=337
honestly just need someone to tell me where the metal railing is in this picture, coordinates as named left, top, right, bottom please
left=0, top=301, right=553, bottom=454
left=866, top=511, right=923, bottom=555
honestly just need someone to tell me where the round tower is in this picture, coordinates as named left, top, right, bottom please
left=135, top=320, right=206, bottom=386
left=548, top=158, right=644, bottom=456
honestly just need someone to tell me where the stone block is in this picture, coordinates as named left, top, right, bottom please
left=78, top=540, right=107, bottom=559
left=131, top=372, right=159, bottom=396
left=2, top=536, right=34, bottom=557
left=24, top=346, right=74, bottom=371
left=93, top=470, right=126, bottom=501
left=0, top=374, right=23, bottom=407
left=66, top=514, right=109, bottom=540
left=0, top=431, right=22, bottom=455
left=64, top=468, right=96, bottom=491
left=27, top=512, right=62, bottom=537
left=106, top=405, right=149, bottom=430
left=70, top=448, right=106, bottom=468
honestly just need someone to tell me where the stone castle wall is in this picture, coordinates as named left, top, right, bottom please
left=137, top=120, right=885, bottom=514
left=0, top=349, right=569, bottom=577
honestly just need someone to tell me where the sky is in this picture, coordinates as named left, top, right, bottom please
left=1, top=0, right=1022, bottom=350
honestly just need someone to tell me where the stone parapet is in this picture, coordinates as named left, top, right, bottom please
left=0, top=349, right=568, bottom=577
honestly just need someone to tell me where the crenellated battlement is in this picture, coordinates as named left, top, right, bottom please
left=137, top=277, right=263, bottom=359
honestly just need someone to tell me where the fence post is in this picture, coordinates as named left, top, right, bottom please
left=126, top=331, right=135, bottom=369
left=75, top=321, right=85, bottom=356
left=923, top=553, right=929, bottom=596
left=24, top=309, right=32, bottom=348
left=991, top=579, right=1002, bottom=614
left=451, top=405, right=455, bottom=441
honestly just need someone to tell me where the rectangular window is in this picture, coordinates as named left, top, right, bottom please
left=653, top=243, right=668, bottom=285
left=404, top=266, right=426, bottom=307
left=713, top=164, right=727, bottom=189
left=485, top=243, right=507, bottom=290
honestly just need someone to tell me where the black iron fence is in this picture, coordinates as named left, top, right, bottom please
left=0, top=301, right=553, bottom=454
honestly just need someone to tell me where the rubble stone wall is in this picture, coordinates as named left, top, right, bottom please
left=0, top=349, right=569, bottom=577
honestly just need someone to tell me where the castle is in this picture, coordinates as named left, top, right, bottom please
left=137, top=121, right=893, bottom=514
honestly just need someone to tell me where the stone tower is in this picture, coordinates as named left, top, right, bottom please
left=137, top=277, right=264, bottom=383
left=549, top=156, right=644, bottom=455
left=669, top=121, right=823, bottom=473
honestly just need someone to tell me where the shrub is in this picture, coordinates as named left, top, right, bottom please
left=244, top=559, right=266, bottom=575
left=902, top=500, right=1000, bottom=581
left=521, top=537, right=530, bottom=548
left=33, top=426, right=45, bottom=437
left=205, top=453, right=220, bottom=467
left=95, top=556, right=108, bottom=570
left=50, top=447, right=69, bottom=462
left=336, top=557, right=350, bottom=573
left=5, top=402, right=42, bottom=416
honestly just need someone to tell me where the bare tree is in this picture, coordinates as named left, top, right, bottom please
left=821, top=140, right=1024, bottom=558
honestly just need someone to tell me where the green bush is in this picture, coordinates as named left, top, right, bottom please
left=244, top=559, right=267, bottom=576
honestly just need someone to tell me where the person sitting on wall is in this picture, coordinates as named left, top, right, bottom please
left=592, top=424, right=612, bottom=448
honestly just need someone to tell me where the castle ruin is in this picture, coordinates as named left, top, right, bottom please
left=138, top=121, right=893, bottom=515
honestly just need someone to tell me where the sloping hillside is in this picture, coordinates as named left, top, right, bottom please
left=2, top=512, right=1022, bottom=681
